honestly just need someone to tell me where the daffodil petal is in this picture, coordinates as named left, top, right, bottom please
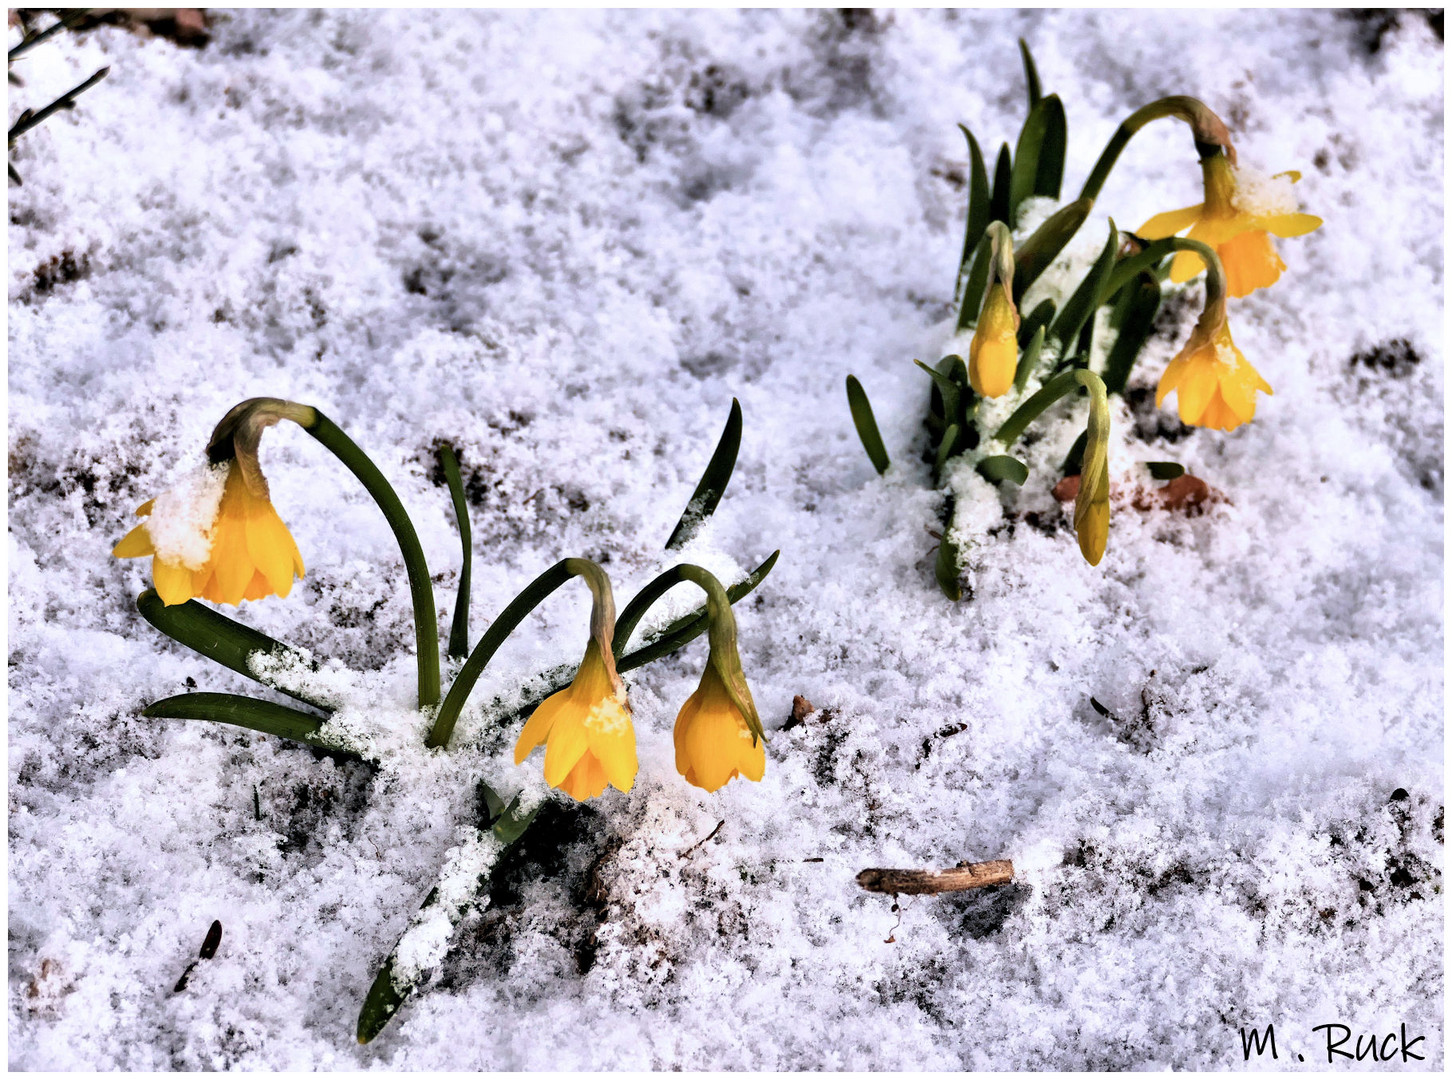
left=113, top=522, right=155, bottom=558
left=135, top=499, right=156, bottom=517
left=153, top=558, right=197, bottom=606
left=542, top=712, right=590, bottom=788
left=586, top=708, right=638, bottom=794
left=245, top=511, right=297, bottom=598
left=1174, top=354, right=1221, bottom=424
left=1168, top=249, right=1206, bottom=284
left=1137, top=204, right=1203, bottom=240
left=515, top=693, right=564, bottom=764
left=1257, top=212, right=1322, bottom=238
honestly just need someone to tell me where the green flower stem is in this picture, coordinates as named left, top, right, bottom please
left=1103, top=236, right=1226, bottom=310
left=303, top=411, right=439, bottom=710
left=439, top=445, right=472, bottom=661
left=426, top=559, right=612, bottom=750
left=612, top=563, right=764, bottom=744
left=1078, top=96, right=1232, bottom=205
left=994, top=369, right=1109, bottom=449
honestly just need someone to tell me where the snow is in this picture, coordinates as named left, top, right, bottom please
left=137, top=460, right=228, bottom=568
left=1231, top=165, right=1302, bottom=219
left=7, top=8, right=1443, bottom=1071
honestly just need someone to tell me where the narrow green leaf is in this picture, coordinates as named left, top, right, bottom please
left=141, top=692, right=352, bottom=755
left=934, top=423, right=960, bottom=477
left=439, top=444, right=472, bottom=661
left=1013, top=198, right=1091, bottom=304
left=956, top=233, right=992, bottom=332
left=665, top=398, right=742, bottom=550
left=1103, top=275, right=1161, bottom=395
left=1034, top=95, right=1067, bottom=199
left=1147, top=461, right=1185, bottom=480
left=1009, top=96, right=1064, bottom=223
left=136, top=590, right=333, bottom=711
left=356, top=957, right=408, bottom=1045
left=1050, top=220, right=1119, bottom=351
left=428, top=560, right=578, bottom=749
left=977, top=454, right=1029, bottom=486
left=990, top=143, right=1012, bottom=227
left=994, top=369, right=1081, bottom=447
left=845, top=377, right=890, bottom=476
left=356, top=795, right=541, bottom=1044
left=954, top=126, right=991, bottom=304
left=1018, top=39, right=1042, bottom=109
left=915, top=359, right=961, bottom=434
left=1013, top=325, right=1047, bottom=394
left=1019, top=299, right=1055, bottom=349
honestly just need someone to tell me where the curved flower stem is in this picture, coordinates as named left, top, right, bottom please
left=612, top=563, right=764, bottom=744
left=425, top=558, right=613, bottom=750
left=1103, top=236, right=1226, bottom=310
left=993, top=369, right=1108, bottom=449
left=303, top=411, right=439, bottom=710
left=1078, top=96, right=1234, bottom=206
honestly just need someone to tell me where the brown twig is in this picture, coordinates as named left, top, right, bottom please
left=679, top=819, right=725, bottom=859
left=856, top=859, right=1013, bottom=895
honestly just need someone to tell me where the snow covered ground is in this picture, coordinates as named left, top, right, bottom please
left=7, top=8, right=1443, bottom=1069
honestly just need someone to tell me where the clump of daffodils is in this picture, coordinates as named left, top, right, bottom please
left=112, top=394, right=779, bottom=1044
left=846, top=41, right=1321, bottom=597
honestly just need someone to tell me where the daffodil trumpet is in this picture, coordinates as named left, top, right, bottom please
left=1079, top=95, right=1235, bottom=205
left=509, top=560, right=639, bottom=801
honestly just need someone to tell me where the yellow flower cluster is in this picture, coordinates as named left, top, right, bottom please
left=1140, top=155, right=1321, bottom=432
left=515, top=635, right=766, bottom=800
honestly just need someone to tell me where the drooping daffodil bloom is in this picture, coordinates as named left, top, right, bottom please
left=1157, top=314, right=1272, bottom=432
left=515, top=639, right=638, bottom=801
left=1138, top=154, right=1322, bottom=298
left=113, top=460, right=304, bottom=606
left=674, top=662, right=766, bottom=793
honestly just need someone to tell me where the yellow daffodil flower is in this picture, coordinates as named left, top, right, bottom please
left=968, top=282, right=1019, bottom=398
left=113, top=461, right=304, bottom=606
left=1138, top=155, right=1322, bottom=298
left=1157, top=316, right=1271, bottom=431
left=514, top=640, right=638, bottom=801
left=674, top=663, right=766, bottom=793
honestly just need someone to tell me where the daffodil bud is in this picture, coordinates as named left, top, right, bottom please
left=1072, top=371, right=1111, bottom=567
left=513, top=560, right=638, bottom=801
left=968, top=222, right=1021, bottom=398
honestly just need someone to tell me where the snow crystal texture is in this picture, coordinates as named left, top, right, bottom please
left=8, top=9, right=1443, bottom=1070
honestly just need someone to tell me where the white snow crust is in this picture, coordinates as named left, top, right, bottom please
left=7, top=8, right=1443, bottom=1070
left=140, top=461, right=228, bottom=569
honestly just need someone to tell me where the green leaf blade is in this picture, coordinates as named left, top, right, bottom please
left=845, top=377, right=890, bottom=475
left=977, top=454, right=1030, bottom=486
left=1013, top=198, right=1091, bottom=304
left=666, top=398, right=742, bottom=551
